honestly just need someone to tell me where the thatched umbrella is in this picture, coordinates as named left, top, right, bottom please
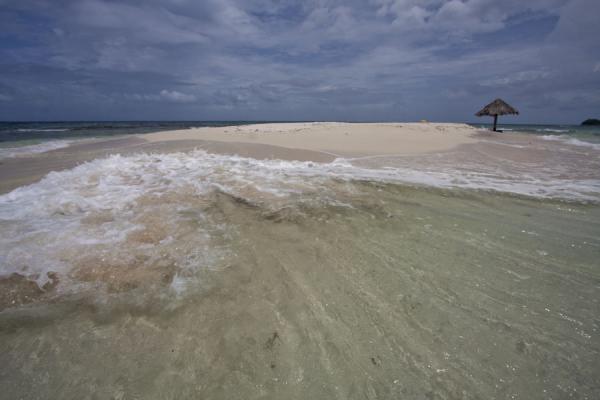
left=475, top=98, right=519, bottom=132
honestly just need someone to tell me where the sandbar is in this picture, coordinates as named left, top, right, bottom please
left=142, top=122, right=479, bottom=158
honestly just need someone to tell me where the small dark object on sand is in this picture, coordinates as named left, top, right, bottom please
left=265, top=331, right=280, bottom=350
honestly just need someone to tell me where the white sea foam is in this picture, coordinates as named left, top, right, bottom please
left=0, top=152, right=231, bottom=290
left=16, top=128, right=71, bottom=132
left=0, top=140, right=73, bottom=160
left=538, top=128, right=570, bottom=133
left=541, top=135, right=600, bottom=150
left=0, top=149, right=598, bottom=293
left=480, top=140, right=527, bottom=149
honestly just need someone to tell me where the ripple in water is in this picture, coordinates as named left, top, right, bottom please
left=0, top=146, right=599, bottom=399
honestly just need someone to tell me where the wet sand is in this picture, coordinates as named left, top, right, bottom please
left=0, top=137, right=335, bottom=194
left=0, top=122, right=477, bottom=194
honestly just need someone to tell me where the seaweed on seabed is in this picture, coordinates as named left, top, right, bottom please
left=264, top=331, right=281, bottom=350
left=261, top=206, right=306, bottom=223
left=205, top=190, right=263, bottom=218
left=0, top=272, right=59, bottom=311
left=214, top=190, right=261, bottom=209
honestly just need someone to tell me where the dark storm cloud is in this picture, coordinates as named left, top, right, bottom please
left=0, top=0, right=598, bottom=122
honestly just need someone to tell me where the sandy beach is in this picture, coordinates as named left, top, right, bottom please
left=0, top=122, right=479, bottom=194
left=143, top=122, right=479, bottom=157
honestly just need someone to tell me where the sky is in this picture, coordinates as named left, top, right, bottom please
left=0, top=0, right=599, bottom=123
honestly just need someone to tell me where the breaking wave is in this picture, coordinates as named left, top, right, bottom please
left=541, top=135, right=600, bottom=150
left=0, top=149, right=599, bottom=305
left=0, top=140, right=73, bottom=160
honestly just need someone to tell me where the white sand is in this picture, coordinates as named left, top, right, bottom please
left=142, top=122, right=479, bottom=157
left=0, top=123, right=480, bottom=194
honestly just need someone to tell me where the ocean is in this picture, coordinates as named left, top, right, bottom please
left=0, top=121, right=267, bottom=160
left=0, top=122, right=599, bottom=399
left=470, top=122, right=600, bottom=148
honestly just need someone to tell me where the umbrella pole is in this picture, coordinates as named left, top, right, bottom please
left=493, top=114, right=498, bottom=132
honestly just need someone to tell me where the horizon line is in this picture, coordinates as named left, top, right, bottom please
left=0, top=120, right=587, bottom=126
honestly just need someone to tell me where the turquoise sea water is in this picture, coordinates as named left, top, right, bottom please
left=469, top=122, right=600, bottom=141
left=0, top=121, right=274, bottom=160
left=0, top=121, right=269, bottom=143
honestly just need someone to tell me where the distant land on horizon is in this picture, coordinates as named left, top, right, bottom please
left=581, top=119, right=600, bottom=126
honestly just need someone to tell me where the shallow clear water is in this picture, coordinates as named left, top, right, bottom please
left=0, top=144, right=599, bottom=398
left=468, top=123, right=600, bottom=141
left=0, top=121, right=269, bottom=143
left=0, top=121, right=269, bottom=160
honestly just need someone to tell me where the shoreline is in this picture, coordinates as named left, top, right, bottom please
left=2, top=122, right=597, bottom=201
left=0, top=122, right=480, bottom=194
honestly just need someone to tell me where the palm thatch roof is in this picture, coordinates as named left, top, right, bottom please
left=475, top=98, right=519, bottom=117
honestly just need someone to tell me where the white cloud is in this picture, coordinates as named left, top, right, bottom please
left=72, top=0, right=209, bottom=45
left=127, top=90, right=197, bottom=103
left=1, top=0, right=599, bottom=122
left=372, top=0, right=567, bottom=37
left=160, top=90, right=197, bottom=103
left=480, top=70, right=552, bottom=87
